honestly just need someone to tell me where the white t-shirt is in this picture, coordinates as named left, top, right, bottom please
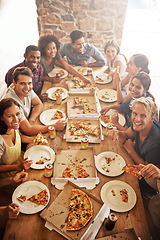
left=4, top=84, right=36, bottom=122
left=108, top=54, right=127, bottom=79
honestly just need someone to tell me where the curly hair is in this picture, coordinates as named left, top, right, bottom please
left=38, top=34, right=60, bottom=57
left=0, top=98, right=21, bottom=134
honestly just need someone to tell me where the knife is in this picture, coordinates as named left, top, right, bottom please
left=81, top=203, right=110, bottom=240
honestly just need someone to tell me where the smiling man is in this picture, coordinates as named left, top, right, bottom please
left=60, top=30, right=106, bottom=67
left=5, top=45, right=43, bottom=95
left=106, top=97, right=160, bottom=166
left=4, top=67, right=66, bottom=135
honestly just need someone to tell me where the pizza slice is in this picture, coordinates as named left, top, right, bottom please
left=67, top=188, right=93, bottom=231
left=78, top=165, right=90, bottom=178
left=60, top=166, right=74, bottom=178
left=74, top=97, right=88, bottom=105
left=88, top=127, right=100, bottom=137
left=59, top=70, right=65, bottom=76
left=101, top=115, right=112, bottom=125
left=83, top=104, right=96, bottom=114
left=17, top=195, right=27, bottom=202
left=34, top=133, right=48, bottom=145
left=36, top=156, right=50, bottom=164
left=71, top=128, right=89, bottom=136
left=27, top=189, right=48, bottom=205
left=50, top=110, right=64, bottom=120
left=123, top=165, right=142, bottom=180
left=52, top=88, right=64, bottom=98
left=120, top=189, right=128, bottom=203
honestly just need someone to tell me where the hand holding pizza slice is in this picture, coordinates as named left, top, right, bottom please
left=123, top=165, right=142, bottom=180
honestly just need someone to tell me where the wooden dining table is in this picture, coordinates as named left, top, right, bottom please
left=3, top=66, right=151, bottom=240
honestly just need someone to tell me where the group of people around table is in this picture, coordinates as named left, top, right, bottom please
left=1, top=30, right=160, bottom=237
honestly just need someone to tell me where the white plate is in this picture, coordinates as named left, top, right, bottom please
left=46, top=87, right=68, bottom=101
left=73, top=66, right=87, bottom=75
left=48, top=68, right=68, bottom=78
left=101, top=180, right=137, bottom=212
left=95, top=73, right=112, bottom=84
left=12, top=181, right=50, bottom=214
left=100, top=109, right=126, bottom=128
left=95, top=151, right=126, bottom=177
left=24, top=145, right=55, bottom=169
left=97, top=89, right=117, bottom=102
left=40, top=109, right=66, bottom=126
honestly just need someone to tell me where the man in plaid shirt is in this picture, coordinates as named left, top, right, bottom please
left=5, top=45, right=43, bottom=96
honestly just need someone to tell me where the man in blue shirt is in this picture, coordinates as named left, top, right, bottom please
left=60, top=30, right=106, bottom=67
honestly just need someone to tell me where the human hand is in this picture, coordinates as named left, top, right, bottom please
left=52, top=76, right=61, bottom=83
left=100, top=106, right=110, bottom=116
left=54, top=120, right=66, bottom=131
left=124, top=139, right=135, bottom=154
left=111, top=111, right=119, bottom=125
left=78, top=60, right=88, bottom=67
left=19, top=158, right=33, bottom=171
left=83, top=77, right=91, bottom=84
left=138, top=163, right=160, bottom=179
left=12, top=170, right=28, bottom=183
left=8, top=203, right=20, bottom=219
left=39, top=93, right=48, bottom=102
left=28, top=118, right=36, bottom=125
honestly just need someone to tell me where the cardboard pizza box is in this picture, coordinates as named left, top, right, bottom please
left=96, top=228, right=139, bottom=240
left=40, top=181, right=104, bottom=240
left=64, top=117, right=103, bottom=143
left=67, top=74, right=96, bottom=93
left=54, top=148, right=96, bottom=180
left=67, top=92, right=100, bottom=118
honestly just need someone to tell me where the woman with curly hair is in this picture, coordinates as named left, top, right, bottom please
left=38, top=33, right=91, bottom=84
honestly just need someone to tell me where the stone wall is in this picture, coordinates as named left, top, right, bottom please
left=36, top=0, right=128, bottom=52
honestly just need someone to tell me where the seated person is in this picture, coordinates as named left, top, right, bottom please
left=0, top=98, right=33, bottom=183
left=5, top=45, right=43, bottom=95
left=106, top=97, right=160, bottom=166
left=106, top=97, right=160, bottom=198
left=60, top=30, right=106, bottom=67
left=0, top=171, right=28, bottom=228
left=104, top=40, right=127, bottom=82
left=138, top=164, right=160, bottom=237
left=4, top=67, right=66, bottom=135
left=38, top=33, right=91, bottom=84
left=100, top=72, right=151, bottom=130
left=114, top=53, right=150, bottom=93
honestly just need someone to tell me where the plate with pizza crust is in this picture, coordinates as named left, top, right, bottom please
left=95, top=73, right=112, bottom=84
left=39, top=109, right=66, bottom=126
left=100, top=180, right=137, bottom=212
left=73, top=66, right=87, bottom=75
left=48, top=68, right=68, bottom=78
left=24, top=145, right=55, bottom=169
left=12, top=181, right=50, bottom=214
left=46, top=87, right=68, bottom=100
left=100, top=109, right=126, bottom=128
left=97, top=89, right=117, bottom=102
left=95, top=151, right=126, bottom=177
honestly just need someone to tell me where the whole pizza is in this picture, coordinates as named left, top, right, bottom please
left=67, top=188, right=93, bottom=231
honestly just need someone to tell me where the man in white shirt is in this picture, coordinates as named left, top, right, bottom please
left=4, top=67, right=66, bottom=135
